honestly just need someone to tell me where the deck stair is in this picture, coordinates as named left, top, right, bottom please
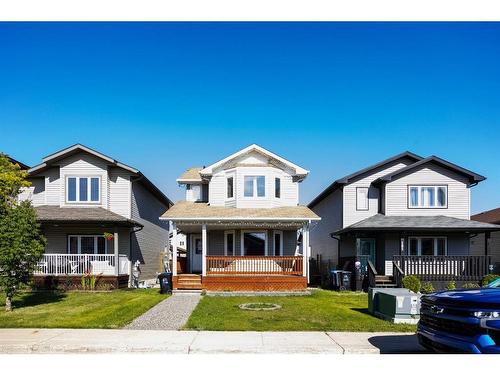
left=374, top=275, right=397, bottom=288
left=176, top=274, right=203, bottom=290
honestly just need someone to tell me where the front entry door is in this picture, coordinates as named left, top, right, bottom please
left=190, top=235, right=203, bottom=273
left=357, top=238, right=376, bottom=276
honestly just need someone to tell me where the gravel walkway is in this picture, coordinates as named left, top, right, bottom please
left=125, top=293, right=201, bottom=330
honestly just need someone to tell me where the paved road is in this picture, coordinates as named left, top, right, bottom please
left=125, top=293, right=201, bottom=330
left=0, top=329, right=427, bottom=354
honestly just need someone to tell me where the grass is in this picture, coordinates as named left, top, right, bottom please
left=185, top=289, right=416, bottom=332
left=0, top=289, right=167, bottom=328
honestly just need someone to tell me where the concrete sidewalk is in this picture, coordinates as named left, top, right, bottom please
left=0, top=329, right=426, bottom=354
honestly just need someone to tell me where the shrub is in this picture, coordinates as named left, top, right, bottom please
left=482, top=274, right=500, bottom=286
left=462, top=282, right=480, bottom=289
left=420, top=282, right=435, bottom=294
left=402, top=275, right=421, bottom=293
left=445, top=280, right=456, bottom=290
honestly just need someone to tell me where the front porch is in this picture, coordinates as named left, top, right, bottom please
left=170, top=221, right=311, bottom=291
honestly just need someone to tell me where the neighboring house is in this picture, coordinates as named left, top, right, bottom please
left=161, top=144, right=320, bottom=291
left=6, top=156, right=30, bottom=170
left=309, top=152, right=500, bottom=289
left=471, top=207, right=500, bottom=273
left=17, top=144, right=172, bottom=288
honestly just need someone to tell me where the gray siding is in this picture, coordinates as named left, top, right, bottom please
left=471, top=232, right=500, bottom=265
left=384, top=164, right=471, bottom=219
left=310, top=189, right=342, bottom=264
left=131, top=180, right=170, bottom=280
left=42, top=225, right=130, bottom=256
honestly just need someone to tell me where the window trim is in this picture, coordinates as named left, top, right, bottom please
left=65, top=175, right=102, bottom=204
left=243, top=175, right=266, bottom=198
left=407, top=236, right=448, bottom=256
left=224, top=230, right=236, bottom=256
left=240, top=230, right=268, bottom=256
left=273, top=230, right=283, bottom=256
left=67, top=234, right=108, bottom=255
left=356, top=186, right=370, bottom=211
left=407, top=185, right=448, bottom=209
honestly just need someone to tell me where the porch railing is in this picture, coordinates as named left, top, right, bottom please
left=393, top=255, right=491, bottom=282
left=206, top=256, right=303, bottom=276
left=34, top=254, right=130, bottom=276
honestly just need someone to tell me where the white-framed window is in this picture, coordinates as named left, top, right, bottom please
left=224, top=230, right=235, bottom=256
left=408, top=185, right=447, bottom=208
left=66, top=176, right=101, bottom=203
left=244, top=176, right=265, bottom=198
left=273, top=230, right=283, bottom=256
left=227, top=176, right=234, bottom=199
left=68, top=235, right=108, bottom=254
left=241, top=230, right=267, bottom=256
left=408, top=237, right=447, bottom=256
left=275, top=178, right=281, bottom=198
left=356, top=187, right=369, bottom=211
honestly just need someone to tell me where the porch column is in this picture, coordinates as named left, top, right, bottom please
left=114, top=228, right=119, bottom=276
left=172, top=222, right=177, bottom=276
left=302, top=223, right=309, bottom=278
left=202, top=224, right=207, bottom=276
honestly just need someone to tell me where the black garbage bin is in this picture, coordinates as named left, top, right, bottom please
left=158, top=272, right=172, bottom=294
left=330, top=270, right=342, bottom=290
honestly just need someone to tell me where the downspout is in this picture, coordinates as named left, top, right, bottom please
left=330, top=233, right=341, bottom=268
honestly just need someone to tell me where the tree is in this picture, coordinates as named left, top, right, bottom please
left=0, top=154, right=46, bottom=311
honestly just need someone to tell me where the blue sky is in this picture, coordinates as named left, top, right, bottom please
left=0, top=22, right=499, bottom=213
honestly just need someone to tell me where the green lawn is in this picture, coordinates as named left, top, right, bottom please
left=0, top=289, right=167, bottom=328
left=185, top=289, right=416, bottom=332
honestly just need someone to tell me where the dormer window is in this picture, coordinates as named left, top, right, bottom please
left=67, top=176, right=100, bottom=203
left=244, top=176, right=265, bottom=197
left=408, top=185, right=447, bottom=208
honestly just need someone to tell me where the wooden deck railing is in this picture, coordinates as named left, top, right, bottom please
left=393, top=255, right=491, bottom=282
left=206, top=256, right=303, bottom=276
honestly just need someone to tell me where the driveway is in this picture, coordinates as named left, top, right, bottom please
left=0, top=329, right=427, bottom=354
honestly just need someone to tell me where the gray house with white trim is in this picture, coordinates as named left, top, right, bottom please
left=309, top=152, right=500, bottom=289
left=18, top=144, right=172, bottom=287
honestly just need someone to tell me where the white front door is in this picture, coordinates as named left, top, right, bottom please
left=191, top=235, right=203, bottom=273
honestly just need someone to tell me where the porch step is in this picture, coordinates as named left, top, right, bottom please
left=374, top=275, right=397, bottom=288
left=176, top=274, right=203, bottom=290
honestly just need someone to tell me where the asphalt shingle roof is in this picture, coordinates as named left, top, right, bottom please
left=161, top=200, right=320, bottom=221
left=35, top=205, right=141, bottom=227
left=334, top=214, right=500, bottom=234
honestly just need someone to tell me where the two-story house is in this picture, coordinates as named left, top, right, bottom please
left=161, top=144, right=320, bottom=291
left=19, top=144, right=172, bottom=288
left=309, top=152, right=500, bottom=290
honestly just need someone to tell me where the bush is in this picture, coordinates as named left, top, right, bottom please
left=462, top=282, right=480, bottom=289
left=402, top=275, right=421, bottom=293
left=482, top=274, right=500, bottom=286
left=445, top=280, right=456, bottom=290
left=420, top=282, right=435, bottom=294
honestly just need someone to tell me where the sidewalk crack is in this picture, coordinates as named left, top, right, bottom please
left=324, top=332, right=345, bottom=354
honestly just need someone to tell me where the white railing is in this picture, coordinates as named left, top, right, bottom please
left=34, top=254, right=130, bottom=276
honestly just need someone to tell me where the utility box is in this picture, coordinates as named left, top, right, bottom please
left=368, top=288, right=420, bottom=324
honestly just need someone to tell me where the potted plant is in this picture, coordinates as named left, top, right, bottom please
left=103, top=232, right=114, bottom=241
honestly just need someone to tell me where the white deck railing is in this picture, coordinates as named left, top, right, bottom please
left=34, top=254, right=130, bottom=276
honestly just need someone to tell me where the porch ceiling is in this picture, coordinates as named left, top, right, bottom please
left=334, top=214, right=500, bottom=235
left=176, top=221, right=305, bottom=232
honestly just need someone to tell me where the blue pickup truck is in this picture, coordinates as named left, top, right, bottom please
left=418, top=278, right=500, bottom=353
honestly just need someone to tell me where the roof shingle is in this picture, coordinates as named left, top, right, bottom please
left=161, top=201, right=320, bottom=221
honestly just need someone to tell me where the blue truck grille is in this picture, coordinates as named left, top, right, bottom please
left=419, top=314, right=478, bottom=337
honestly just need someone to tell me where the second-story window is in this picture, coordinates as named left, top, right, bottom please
left=67, top=176, right=100, bottom=203
left=275, top=178, right=281, bottom=198
left=227, top=177, right=234, bottom=198
left=408, top=185, right=447, bottom=208
left=244, top=176, right=265, bottom=197
left=356, top=187, right=369, bottom=210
